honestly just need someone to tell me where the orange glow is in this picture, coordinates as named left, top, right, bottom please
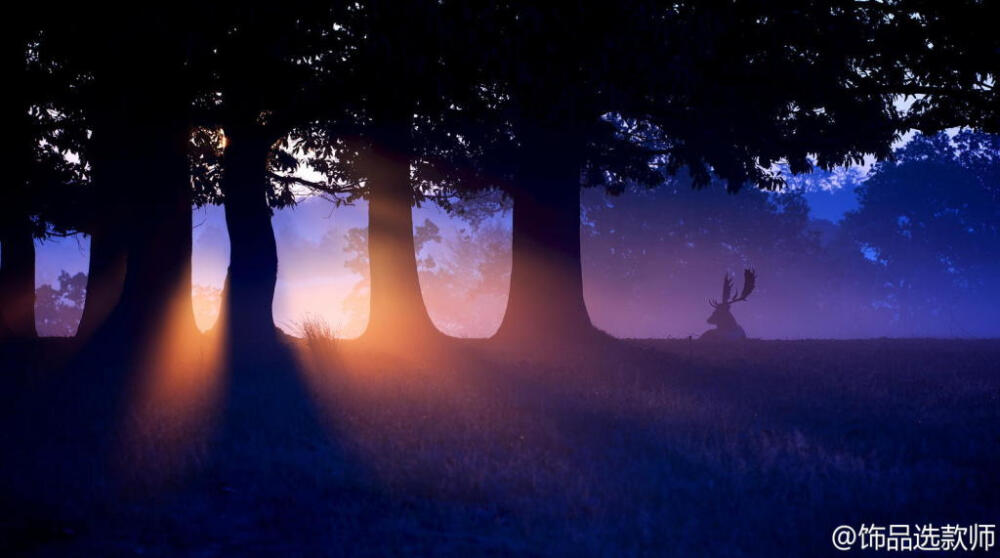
left=192, top=284, right=223, bottom=332
left=118, top=272, right=225, bottom=481
left=274, top=278, right=368, bottom=338
left=286, top=329, right=631, bottom=502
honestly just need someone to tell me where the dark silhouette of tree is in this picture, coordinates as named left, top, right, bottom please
left=1, top=21, right=44, bottom=340
left=462, top=3, right=659, bottom=344
left=7, top=1, right=998, bottom=351
left=467, top=1, right=999, bottom=344
left=874, top=1, right=1000, bottom=135
left=2, top=11, right=88, bottom=341
left=314, top=0, right=490, bottom=344
left=41, top=5, right=209, bottom=347
left=192, top=3, right=345, bottom=349
left=842, top=131, right=1000, bottom=334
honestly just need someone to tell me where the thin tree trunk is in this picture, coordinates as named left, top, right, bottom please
left=495, top=136, right=600, bottom=344
left=0, top=214, right=37, bottom=339
left=361, top=138, right=438, bottom=343
left=220, top=128, right=279, bottom=346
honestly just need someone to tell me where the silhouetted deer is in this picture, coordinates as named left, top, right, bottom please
left=700, top=269, right=756, bottom=341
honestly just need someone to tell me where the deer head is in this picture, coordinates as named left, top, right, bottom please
left=707, top=268, right=756, bottom=326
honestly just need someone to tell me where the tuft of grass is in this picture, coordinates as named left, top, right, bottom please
left=296, top=314, right=340, bottom=357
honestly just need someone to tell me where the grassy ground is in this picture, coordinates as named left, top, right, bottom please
left=1, top=336, right=998, bottom=556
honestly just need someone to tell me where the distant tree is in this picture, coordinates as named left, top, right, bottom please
left=418, top=219, right=513, bottom=337
left=842, top=131, right=1000, bottom=335
left=340, top=227, right=372, bottom=335
left=581, top=174, right=892, bottom=339
left=192, top=284, right=223, bottom=333
left=35, top=271, right=87, bottom=337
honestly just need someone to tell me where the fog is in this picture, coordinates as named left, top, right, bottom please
left=31, top=132, right=999, bottom=340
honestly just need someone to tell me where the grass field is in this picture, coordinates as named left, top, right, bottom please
left=2, top=337, right=998, bottom=556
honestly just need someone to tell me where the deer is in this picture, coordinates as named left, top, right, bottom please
left=699, top=268, right=756, bottom=341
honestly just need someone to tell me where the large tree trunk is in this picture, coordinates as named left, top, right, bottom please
left=78, top=111, right=130, bottom=339
left=0, top=214, right=37, bottom=340
left=101, top=123, right=196, bottom=345
left=495, top=136, right=600, bottom=344
left=116, top=173, right=194, bottom=339
left=361, top=137, right=438, bottom=344
left=77, top=219, right=127, bottom=339
left=2, top=28, right=34, bottom=342
left=219, top=128, right=279, bottom=347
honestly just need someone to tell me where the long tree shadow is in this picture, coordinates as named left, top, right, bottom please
left=3, top=335, right=998, bottom=556
left=130, top=338, right=380, bottom=555
left=0, top=334, right=168, bottom=555
left=0, top=331, right=372, bottom=556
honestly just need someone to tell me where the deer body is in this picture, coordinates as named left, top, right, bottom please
left=699, top=269, right=755, bottom=341
left=700, top=310, right=747, bottom=341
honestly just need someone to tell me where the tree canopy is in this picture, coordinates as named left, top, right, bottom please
left=3, top=1, right=998, bottom=346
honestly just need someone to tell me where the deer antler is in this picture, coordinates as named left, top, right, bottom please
left=730, top=268, right=756, bottom=303
left=721, top=274, right=734, bottom=303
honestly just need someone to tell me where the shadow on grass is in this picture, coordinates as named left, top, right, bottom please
left=2, top=335, right=999, bottom=556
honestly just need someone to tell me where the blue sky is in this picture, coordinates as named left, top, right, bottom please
left=801, top=186, right=860, bottom=222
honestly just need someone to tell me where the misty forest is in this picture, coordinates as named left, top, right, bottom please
left=2, top=2, right=999, bottom=556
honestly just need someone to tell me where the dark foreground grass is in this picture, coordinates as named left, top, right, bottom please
left=1, top=337, right=998, bottom=557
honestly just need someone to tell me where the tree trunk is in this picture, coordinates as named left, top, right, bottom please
left=361, top=139, right=438, bottom=343
left=3, top=29, right=34, bottom=341
left=116, top=176, right=194, bottom=339
left=101, top=124, right=196, bottom=344
left=495, top=136, right=600, bottom=344
left=78, top=109, right=130, bottom=339
left=0, top=214, right=37, bottom=339
left=77, top=219, right=127, bottom=338
left=220, top=128, right=279, bottom=347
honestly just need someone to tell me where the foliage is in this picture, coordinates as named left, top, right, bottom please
left=582, top=173, right=890, bottom=338
left=340, top=214, right=513, bottom=337
left=841, top=131, right=1000, bottom=333
left=34, top=271, right=86, bottom=336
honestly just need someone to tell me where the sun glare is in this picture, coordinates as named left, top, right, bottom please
left=119, top=274, right=225, bottom=479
